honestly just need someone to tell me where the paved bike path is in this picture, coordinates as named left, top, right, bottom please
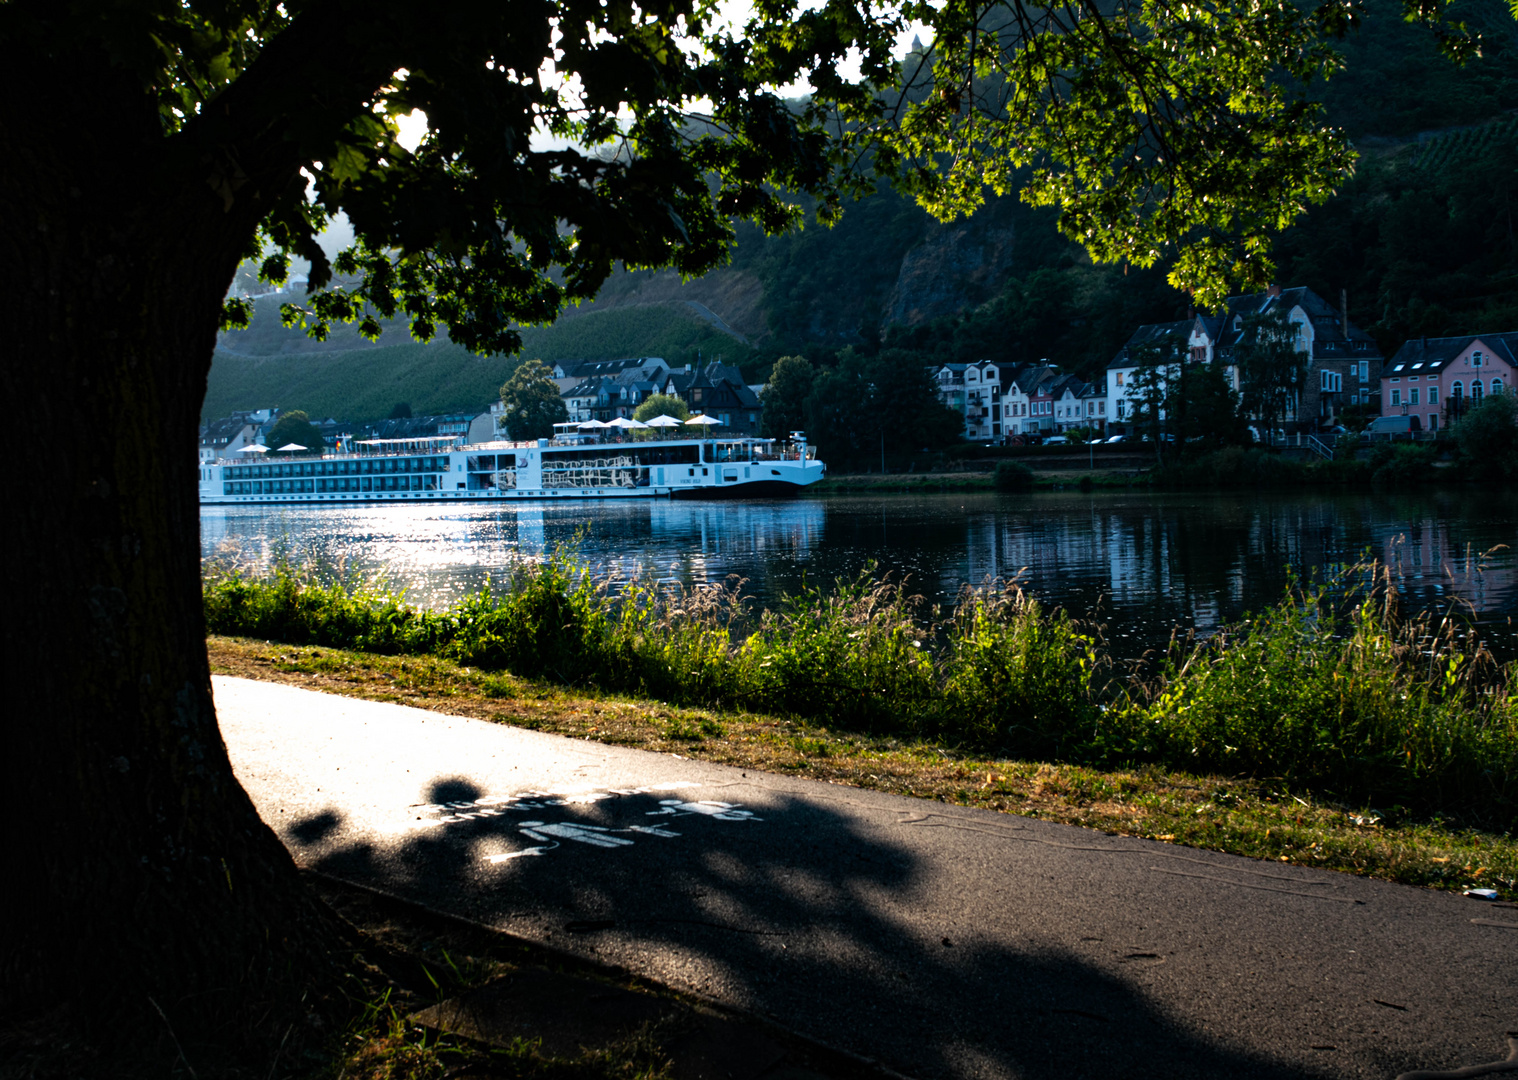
left=215, top=676, right=1518, bottom=1080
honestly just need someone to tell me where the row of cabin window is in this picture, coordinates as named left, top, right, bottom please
left=224, top=457, right=450, bottom=479
left=225, top=475, right=440, bottom=495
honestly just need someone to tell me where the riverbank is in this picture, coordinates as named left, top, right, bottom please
left=203, top=555, right=1517, bottom=840
left=809, top=443, right=1457, bottom=493
left=807, top=464, right=1139, bottom=493
left=208, top=634, right=1516, bottom=897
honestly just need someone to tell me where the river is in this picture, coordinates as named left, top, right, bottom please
left=201, top=489, right=1518, bottom=660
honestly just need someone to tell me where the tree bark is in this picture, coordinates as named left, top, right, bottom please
left=1, top=41, right=348, bottom=1065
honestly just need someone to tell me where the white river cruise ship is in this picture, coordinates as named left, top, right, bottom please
left=198, top=426, right=823, bottom=505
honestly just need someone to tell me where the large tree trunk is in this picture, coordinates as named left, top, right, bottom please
left=1, top=44, right=347, bottom=1067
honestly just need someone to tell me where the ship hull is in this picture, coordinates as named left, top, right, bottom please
left=198, top=434, right=822, bottom=506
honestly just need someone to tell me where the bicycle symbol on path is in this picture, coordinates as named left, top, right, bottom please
left=410, top=783, right=763, bottom=865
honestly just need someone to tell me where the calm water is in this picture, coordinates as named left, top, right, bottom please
left=201, top=489, right=1518, bottom=659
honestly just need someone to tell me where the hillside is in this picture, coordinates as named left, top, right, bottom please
left=207, top=0, right=1518, bottom=417
left=205, top=301, right=760, bottom=422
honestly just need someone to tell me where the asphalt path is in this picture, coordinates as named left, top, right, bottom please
left=215, top=676, right=1518, bottom=1080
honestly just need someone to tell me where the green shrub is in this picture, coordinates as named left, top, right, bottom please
left=994, top=460, right=1035, bottom=491
left=1368, top=442, right=1438, bottom=485
left=1452, top=391, right=1518, bottom=481
left=1118, top=572, right=1516, bottom=829
left=204, top=555, right=1517, bottom=832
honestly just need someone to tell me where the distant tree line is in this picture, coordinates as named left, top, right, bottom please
left=761, top=353, right=964, bottom=470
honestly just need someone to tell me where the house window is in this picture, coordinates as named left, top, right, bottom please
left=1390, top=389, right=1400, bottom=406
left=1428, top=414, right=1438, bottom=432
left=1472, top=381, right=1484, bottom=402
left=1427, top=386, right=1437, bottom=405
left=1320, top=370, right=1342, bottom=392
left=1115, top=372, right=1124, bottom=386
left=1451, top=381, right=1463, bottom=400
left=1099, top=401, right=1106, bottom=414
left=1472, top=351, right=1483, bottom=367
left=1359, top=361, right=1369, bottom=381
left=1494, top=380, right=1505, bottom=396
left=1409, top=388, right=1419, bottom=405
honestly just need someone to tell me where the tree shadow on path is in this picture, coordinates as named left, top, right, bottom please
left=288, top=775, right=1338, bottom=1080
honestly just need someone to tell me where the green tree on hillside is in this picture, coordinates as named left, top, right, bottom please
left=760, top=355, right=815, bottom=437
left=1127, top=337, right=1185, bottom=465
left=1453, top=389, right=1518, bottom=480
left=498, top=361, right=567, bottom=441
left=1234, top=308, right=1309, bottom=440
left=263, top=410, right=323, bottom=454
left=632, top=393, right=690, bottom=422
left=805, top=349, right=960, bottom=469
left=1174, top=364, right=1251, bottom=451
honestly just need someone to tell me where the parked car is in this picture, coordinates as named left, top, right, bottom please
left=1362, top=415, right=1422, bottom=442
left=1045, top=435, right=1070, bottom=445
left=1105, top=434, right=1128, bottom=444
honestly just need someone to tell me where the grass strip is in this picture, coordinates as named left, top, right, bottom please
left=204, top=553, right=1518, bottom=833
left=209, top=635, right=1516, bottom=899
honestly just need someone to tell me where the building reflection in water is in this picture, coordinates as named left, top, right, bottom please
left=201, top=489, right=1516, bottom=660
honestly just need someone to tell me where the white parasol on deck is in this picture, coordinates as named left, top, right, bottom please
left=643, top=415, right=684, bottom=428
left=275, top=443, right=308, bottom=452
left=237, top=444, right=270, bottom=453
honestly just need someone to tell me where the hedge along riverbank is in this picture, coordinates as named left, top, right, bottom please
left=203, top=556, right=1518, bottom=833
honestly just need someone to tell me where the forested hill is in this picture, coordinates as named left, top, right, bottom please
left=207, top=0, right=1518, bottom=422
left=204, top=301, right=761, bottom=422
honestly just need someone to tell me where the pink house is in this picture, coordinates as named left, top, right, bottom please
left=1381, top=334, right=1516, bottom=434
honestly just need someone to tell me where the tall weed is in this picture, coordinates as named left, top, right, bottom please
left=1121, top=568, right=1516, bottom=828
left=203, top=553, right=1517, bottom=831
